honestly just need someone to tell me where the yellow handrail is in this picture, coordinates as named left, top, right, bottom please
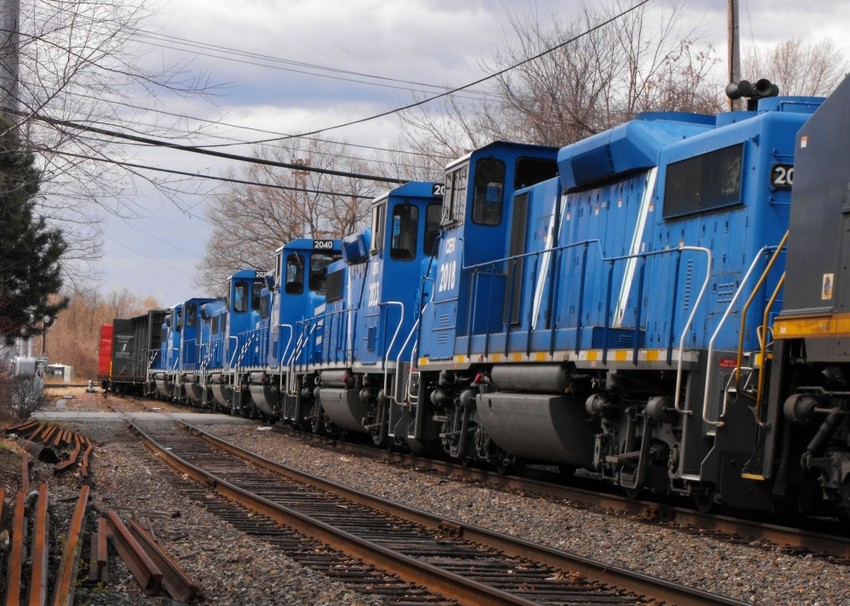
left=754, top=272, right=785, bottom=425
left=735, top=231, right=789, bottom=391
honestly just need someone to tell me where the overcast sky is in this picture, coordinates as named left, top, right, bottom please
left=81, top=0, right=850, bottom=307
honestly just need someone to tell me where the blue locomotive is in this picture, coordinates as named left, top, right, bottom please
left=102, top=76, right=850, bottom=515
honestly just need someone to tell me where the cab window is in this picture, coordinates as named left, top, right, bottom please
left=309, top=252, right=341, bottom=293
left=285, top=253, right=305, bottom=294
left=251, top=279, right=264, bottom=310
left=186, top=303, right=197, bottom=327
left=471, top=157, right=505, bottom=226
left=390, top=204, right=418, bottom=261
left=441, top=163, right=468, bottom=227
left=424, top=203, right=441, bottom=255
left=371, top=201, right=386, bottom=254
left=234, top=281, right=249, bottom=313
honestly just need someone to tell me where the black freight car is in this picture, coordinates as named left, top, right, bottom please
left=108, top=309, right=166, bottom=394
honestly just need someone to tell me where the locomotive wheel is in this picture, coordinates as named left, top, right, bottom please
left=623, top=486, right=642, bottom=500
left=557, top=464, right=576, bottom=480
left=693, top=488, right=717, bottom=513
left=495, top=456, right=519, bottom=475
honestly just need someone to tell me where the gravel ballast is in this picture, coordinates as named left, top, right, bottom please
left=12, top=388, right=849, bottom=605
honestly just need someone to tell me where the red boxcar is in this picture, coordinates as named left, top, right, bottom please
left=97, top=324, right=113, bottom=389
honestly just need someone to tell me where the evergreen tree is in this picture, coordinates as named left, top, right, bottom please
left=0, top=118, right=68, bottom=342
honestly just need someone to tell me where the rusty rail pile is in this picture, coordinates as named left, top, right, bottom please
left=6, top=419, right=93, bottom=477
left=1, top=421, right=200, bottom=604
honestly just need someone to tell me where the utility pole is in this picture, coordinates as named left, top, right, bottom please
left=0, top=0, right=20, bottom=113
left=292, top=158, right=310, bottom=238
left=728, top=0, right=741, bottom=111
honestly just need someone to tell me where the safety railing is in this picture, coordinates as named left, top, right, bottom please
left=462, top=240, right=713, bottom=371
left=701, top=245, right=782, bottom=427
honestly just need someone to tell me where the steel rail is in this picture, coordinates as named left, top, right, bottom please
left=5, top=420, right=38, bottom=434
left=127, top=518, right=200, bottom=601
left=52, top=485, right=90, bottom=606
left=129, top=422, right=552, bottom=606
left=165, top=420, right=745, bottom=606
left=287, top=427, right=850, bottom=560
left=53, top=435, right=81, bottom=472
left=28, top=484, right=49, bottom=606
left=6, top=492, right=26, bottom=606
left=80, top=439, right=94, bottom=478
left=19, top=452, right=29, bottom=497
left=104, top=511, right=162, bottom=595
left=88, top=517, right=108, bottom=584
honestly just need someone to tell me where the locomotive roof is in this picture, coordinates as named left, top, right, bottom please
left=445, top=140, right=560, bottom=172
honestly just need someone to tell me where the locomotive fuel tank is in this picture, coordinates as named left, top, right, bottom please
left=316, top=387, right=372, bottom=433
left=248, top=371, right=279, bottom=417
left=476, top=364, right=595, bottom=466
left=475, top=391, right=595, bottom=467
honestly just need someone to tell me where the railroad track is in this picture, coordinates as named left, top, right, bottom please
left=104, top=393, right=850, bottom=563
left=274, top=425, right=850, bottom=562
left=124, top=415, right=747, bottom=606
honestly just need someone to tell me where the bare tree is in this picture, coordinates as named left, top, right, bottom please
left=0, top=362, right=47, bottom=420
left=3, top=0, right=217, bottom=288
left=400, top=0, right=722, bottom=159
left=196, top=139, right=380, bottom=291
left=40, top=286, right=158, bottom=377
left=743, top=38, right=848, bottom=97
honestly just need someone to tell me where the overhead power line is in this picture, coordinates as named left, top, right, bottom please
left=40, top=87, right=451, bottom=164
left=22, top=110, right=406, bottom=185
left=49, top=149, right=377, bottom=200
left=224, top=0, right=652, bottom=145
left=130, top=31, right=494, bottom=104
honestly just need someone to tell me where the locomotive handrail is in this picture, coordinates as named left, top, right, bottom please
left=235, top=332, right=258, bottom=371
left=701, top=246, right=773, bottom=427
left=288, top=319, right=322, bottom=377
left=735, top=232, right=788, bottom=390
left=395, top=316, right=423, bottom=406
left=284, top=324, right=309, bottom=397
left=227, top=336, right=239, bottom=369
left=379, top=301, right=404, bottom=400
left=461, top=238, right=604, bottom=272
left=276, top=323, right=295, bottom=370
left=464, top=239, right=603, bottom=359
left=379, top=302, right=404, bottom=371
left=464, top=238, right=711, bottom=389
left=464, top=239, right=713, bottom=415
left=667, top=246, right=713, bottom=415
left=754, top=272, right=785, bottom=425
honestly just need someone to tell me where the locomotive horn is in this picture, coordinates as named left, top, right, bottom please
left=755, top=78, right=780, bottom=98
left=726, top=78, right=779, bottom=110
left=725, top=79, right=753, bottom=100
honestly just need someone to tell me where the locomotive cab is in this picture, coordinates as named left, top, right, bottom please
left=308, top=183, right=443, bottom=445
left=203, top=269, right=267, bottom=416
left=152, top=305, right=180, bottom=399
left=177, top=297, right=216, bottom=405
left=252, top=238, right=342, bottom=423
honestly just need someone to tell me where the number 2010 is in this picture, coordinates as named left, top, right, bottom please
left=437, top=260, right=457, bottom=293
